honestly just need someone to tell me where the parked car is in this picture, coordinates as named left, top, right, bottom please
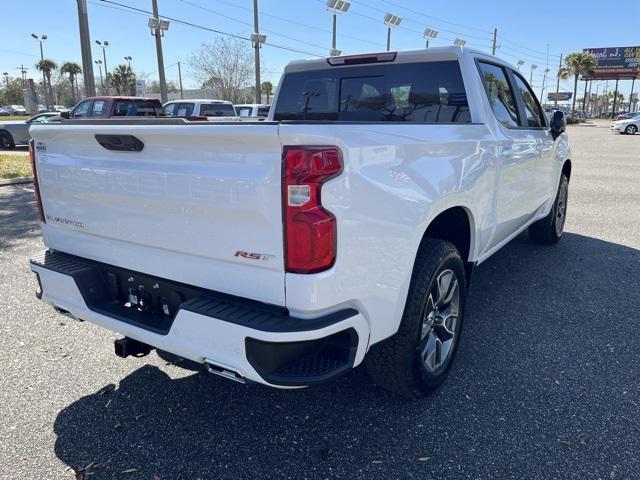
left=616, top=112, right=638, bottom=121
left=5, top=105, right=27, bottom=115
left=163, top=99, right=238, bottom=120
left=0, top=112, right=60, bottom=149
left=61, top=96, right=165, bottom=119
left=0, top=108, right=11, bottom=116
left=610, top=113, right=640, bottom=134
left=29, top=47, right=571, bottom=398
left=53, top=105, right=70, bottom=113
left=234, top=103, right=270, bottom=119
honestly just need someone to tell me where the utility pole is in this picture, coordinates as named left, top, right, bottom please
left=16, top=65, right=28, bottom=88
left=582, top=78, right=588, bottom=112
left=76, top=0, right=96, bottom=97
left=491, top=28, right=497, bottom=55
left=554, top=53, right=563, bottom=108
left=629, top=77, right=635, bottom=113
left=178, top=61, right=184, bottom=100
left=151, top=0, right=168, bottom=103
left=253, top=0, right=261, bottom=104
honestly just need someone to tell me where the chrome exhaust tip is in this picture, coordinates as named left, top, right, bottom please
left=204, top=359, right=245, bottom=384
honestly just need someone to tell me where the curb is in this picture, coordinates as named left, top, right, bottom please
left=0, top=176, right=33, bottom=186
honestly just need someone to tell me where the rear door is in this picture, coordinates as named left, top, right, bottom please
left=477, top=61, right=540, bottom=246
left=32, top=122, right=286, bottom=305
left=508, top=71, right=556, bottom=208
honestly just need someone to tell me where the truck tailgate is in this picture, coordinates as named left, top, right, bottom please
left=30, top=123, right=285, bottom=305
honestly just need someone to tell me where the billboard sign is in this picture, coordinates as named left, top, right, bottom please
left=583, top=47, right=640, bottom=78
left=548, top=92, right=573, bottom=101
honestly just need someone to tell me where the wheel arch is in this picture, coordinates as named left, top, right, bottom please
left=562, top=159, right=572, bottom=181
left=418, top=206, right=476, bottom=283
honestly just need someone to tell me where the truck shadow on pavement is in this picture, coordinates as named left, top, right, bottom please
left=0, top=185, right=41, bottom=250
left=52, top=232, right=640, bottom=479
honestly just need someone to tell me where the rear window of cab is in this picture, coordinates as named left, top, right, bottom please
left=274, top=60, right=470, bottom=123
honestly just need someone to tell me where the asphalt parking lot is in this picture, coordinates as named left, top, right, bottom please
left=1, top=122, right=639, bottom=479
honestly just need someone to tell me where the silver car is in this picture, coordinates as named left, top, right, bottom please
left=0, top=112, right=59, bottom=149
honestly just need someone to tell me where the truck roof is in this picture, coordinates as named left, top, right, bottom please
left=284, top=46, right=513, bottom=73
left=164, top=99, right=233, bottom=104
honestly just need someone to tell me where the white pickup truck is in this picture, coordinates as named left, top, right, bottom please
left=29, top=47, right=571, bottom=398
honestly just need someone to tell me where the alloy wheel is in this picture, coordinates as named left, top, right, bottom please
left=555, top=179, right=568, bottom=236
left=419, top=269, right=460, bottom=374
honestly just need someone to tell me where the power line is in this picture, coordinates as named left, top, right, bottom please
left=97, top=0, right=325, bottom=58
left=351, top=0, right=492, bottom=42
left=180, top=0, right=330, bottom=52
left=208, top=0, right=387, bottom=49
left=381, top=0, right=493, bottom=35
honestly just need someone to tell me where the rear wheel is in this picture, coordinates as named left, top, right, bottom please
left=529, top=173, right=569, bottom=244
left=366, top=239, right=467, bottom=399
left=0, top=131, right=15, bottom=150
left=625, top=124, right=638, bottom=135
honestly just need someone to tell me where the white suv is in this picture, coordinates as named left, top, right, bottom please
left=163, top=99, right=238, bottom=120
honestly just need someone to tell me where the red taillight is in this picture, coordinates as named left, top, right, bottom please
left=283, top=146, right=342, bottom=274
left=29, top=139, right=46, bottom=223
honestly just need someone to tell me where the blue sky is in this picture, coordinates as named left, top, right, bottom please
left=1, top=0, right=639, bottom=98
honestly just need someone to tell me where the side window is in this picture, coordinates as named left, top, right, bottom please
left=164, top=103, right=176, bottom=116
left=72, top=100, right=92, bottom=118
left=512, top=73, right=545, bottom=128
left=92, top=100, right=107, bottom=117
left=477, top=62, right=519, bottom=128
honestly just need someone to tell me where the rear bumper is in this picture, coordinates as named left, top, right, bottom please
left=30, top=250, right=369, bottom=388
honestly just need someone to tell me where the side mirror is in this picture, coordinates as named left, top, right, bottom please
left=60, top=111, right=70, bottom=119
left=549, top=110, right=566, bottom=140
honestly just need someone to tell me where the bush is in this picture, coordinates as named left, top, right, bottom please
left=566, top=116, right=580, bottom=124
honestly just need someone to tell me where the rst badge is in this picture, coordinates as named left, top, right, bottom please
left=234, top=251, right=275, bottom=262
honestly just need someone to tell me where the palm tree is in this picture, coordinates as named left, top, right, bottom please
left=60, top=62, right=82, bottom=102
left=261, top=81, right=274, bottom=104
left=108, top=64, right=136, bottom=95
left=35, top=59, right=57, bottom=109
left=558, top=52, right=596, bottom=118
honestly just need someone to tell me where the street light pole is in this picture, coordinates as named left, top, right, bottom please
left=124, top=56, right=133, bottom=68
left=31, top=34, right=50, bottom=110
left=530, top=64, right=537, bottom=85
left=383, top=13, right=401, bottom=52
left=95, top=40, right=110, bottom=94
left=94, top=60, right=103, bottom=93
left=423, top=28, right=438, bottom=49
left=326, top=0, right=349, bottom=56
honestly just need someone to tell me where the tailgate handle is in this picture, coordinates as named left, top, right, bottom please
left=95, top=134, right=144, bottom=152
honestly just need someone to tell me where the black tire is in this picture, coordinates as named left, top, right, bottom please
left=625, top=124, right=638, bottom=135
left=366, top=239, right=467, bottom=399
left=0, top=131, right=15, bottom=150
left=529, top=172, right=569, bottom=245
